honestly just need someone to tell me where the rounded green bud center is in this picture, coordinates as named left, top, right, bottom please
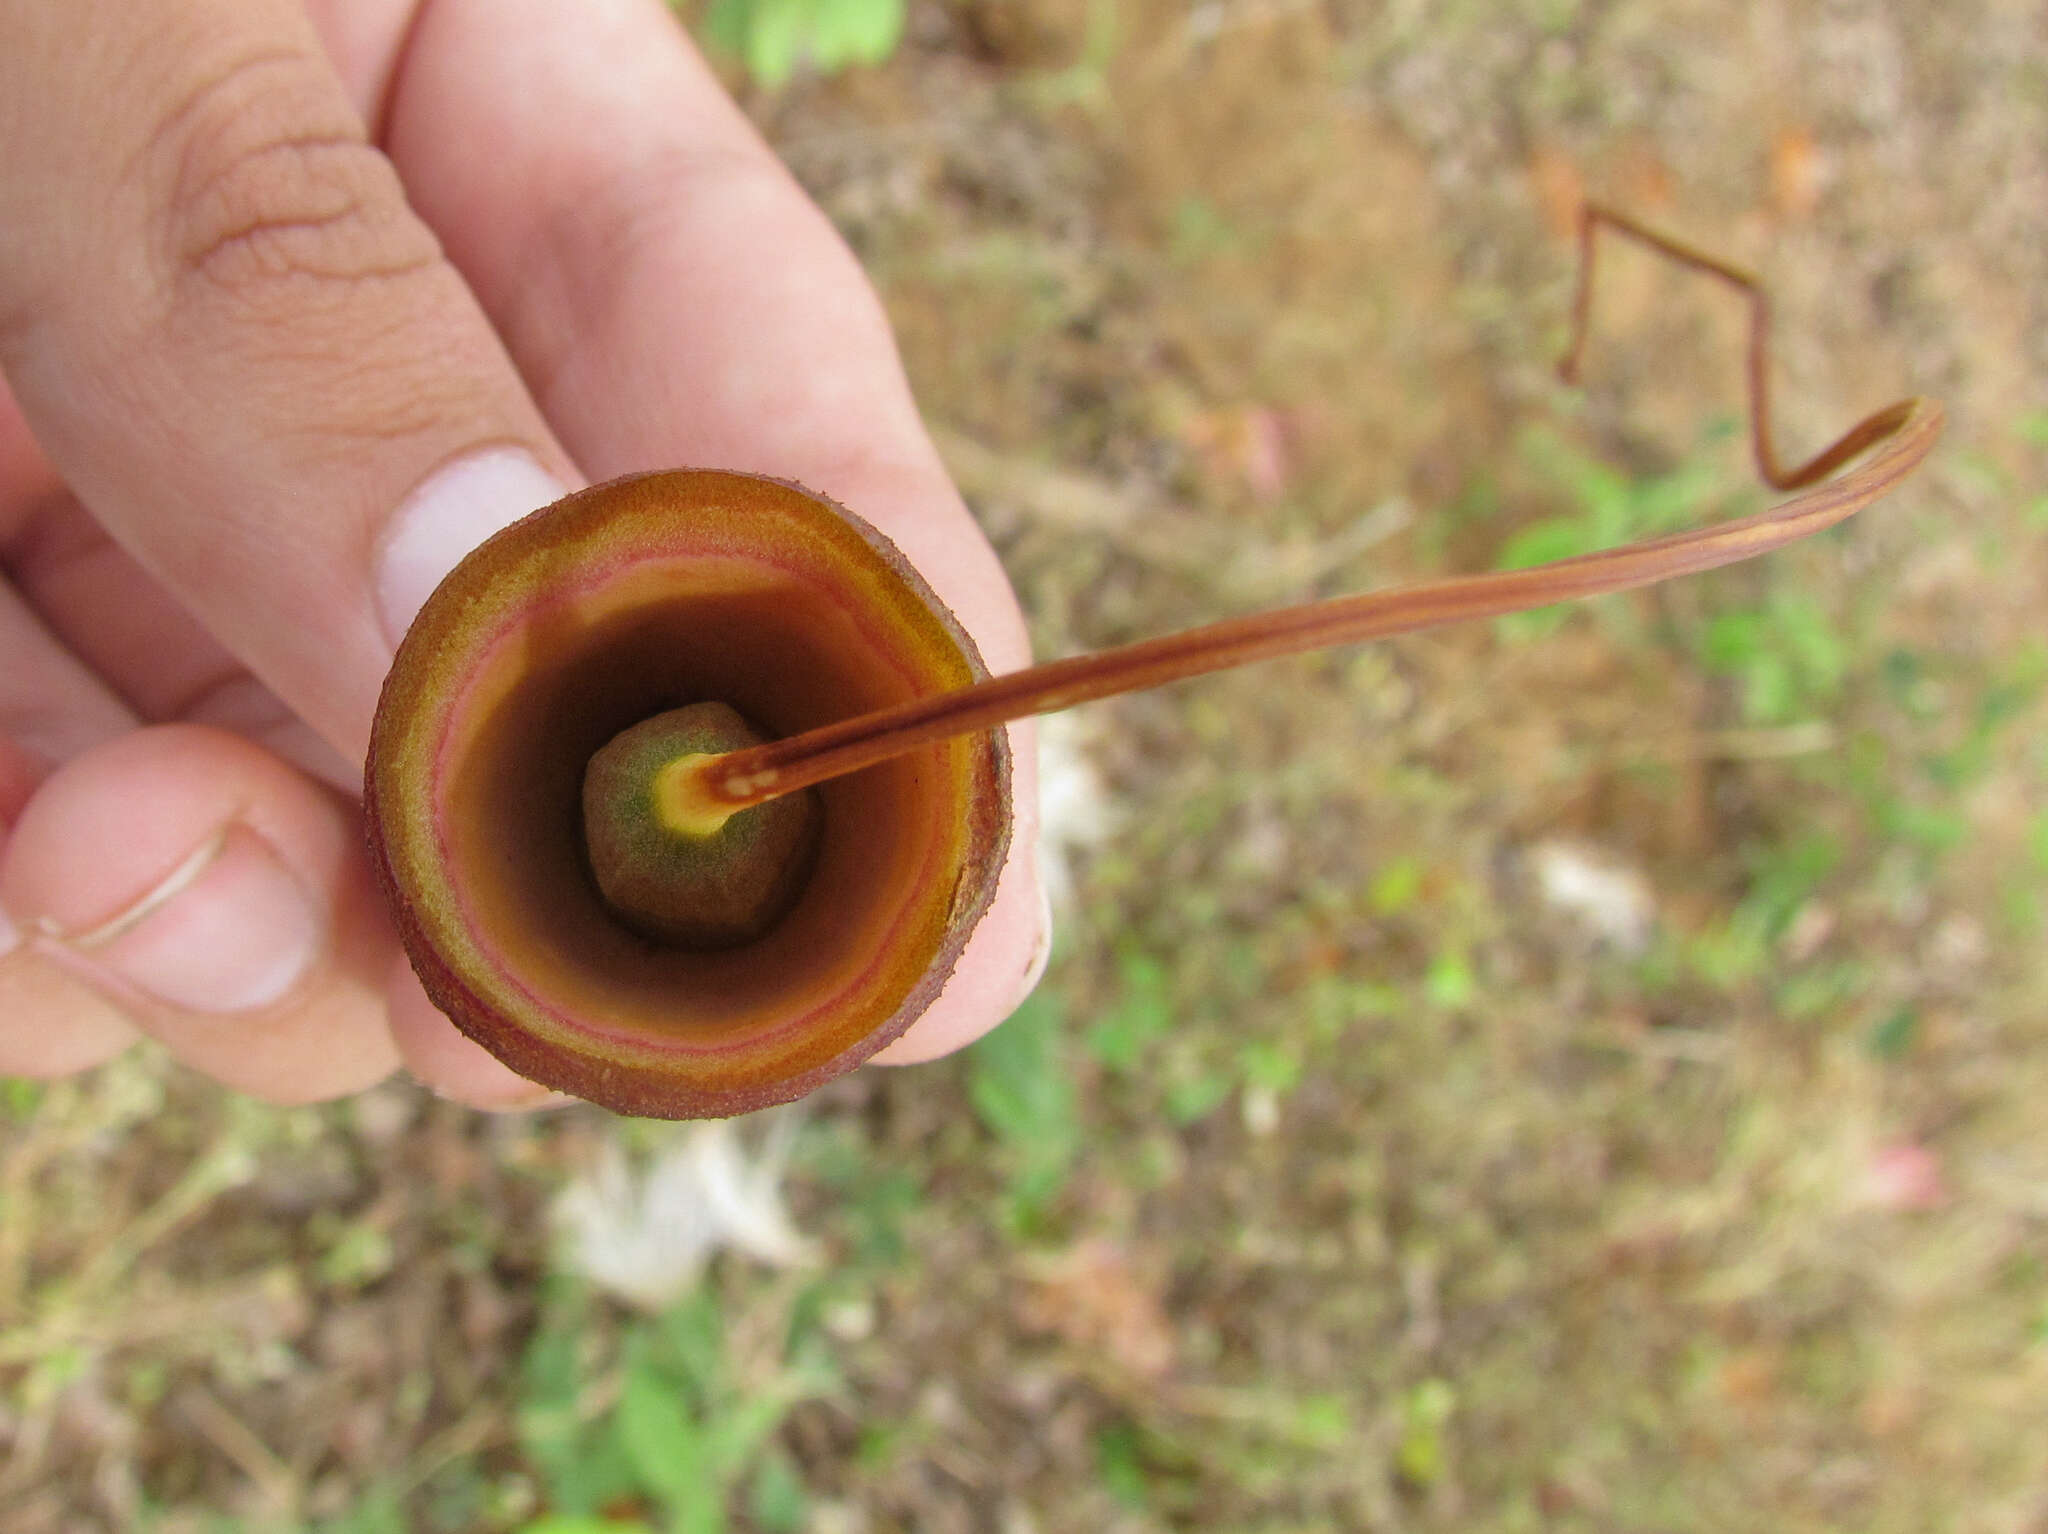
left=581, top=702, right=821, bottom=949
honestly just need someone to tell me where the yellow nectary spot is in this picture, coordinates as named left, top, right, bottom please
left=654, top=753, right=738, bottom=839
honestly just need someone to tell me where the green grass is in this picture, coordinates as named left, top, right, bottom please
left=694, top=0, right=903, bottom=86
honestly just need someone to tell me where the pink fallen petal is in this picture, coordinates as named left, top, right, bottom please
left=1865, top=1141, right=1944, bottom=1211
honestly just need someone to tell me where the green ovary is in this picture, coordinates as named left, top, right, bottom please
left=580, top=701, right=821, bottom=949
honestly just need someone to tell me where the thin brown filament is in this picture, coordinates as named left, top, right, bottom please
left=698, top=209, right=1945, bottom=813
left=1561, top=202, right=1908, bottom=491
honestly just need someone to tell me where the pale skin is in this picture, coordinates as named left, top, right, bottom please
left=0, top=0, right=1049, bottom=1107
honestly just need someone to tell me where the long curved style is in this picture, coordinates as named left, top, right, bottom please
left=687, top=205, right=1946, bottom=815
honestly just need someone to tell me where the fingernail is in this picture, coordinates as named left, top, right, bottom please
left=376, top=448, right=571, bottom=648
left=56, top=824, right=320, bottom=1014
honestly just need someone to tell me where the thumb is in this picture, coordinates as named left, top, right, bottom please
left=0, top=0, right=575, bottom=763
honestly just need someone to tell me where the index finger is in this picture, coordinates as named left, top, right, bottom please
left=0, top=0, right=577, bottom=764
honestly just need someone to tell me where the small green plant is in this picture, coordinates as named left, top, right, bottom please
left=1700, top=588, right=1851, bottom=725
left=1394, top=1378, right=1457, bottom=1488
left=967, top=990, right=1081, bottom=1229
left=697, top=0, right=904, bottom=87
left=1, top=1077, right=42, bottom=1117
left=1866, top=1004, right=1922, bottom=1061
left=1667, top=834, right=1841, bottom=992
left=517, top=1282, right=834, bottom=1534
left=801, top=1123, right=922, bottom=1268
left=2018, top=408, right=2048, bottom=526
left=1084, top=950, right=1175, bottom=1072
left=1494, top=420, right=1742, bottom=639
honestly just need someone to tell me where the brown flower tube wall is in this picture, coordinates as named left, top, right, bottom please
left=364, top=472, right=1010, bottom=1119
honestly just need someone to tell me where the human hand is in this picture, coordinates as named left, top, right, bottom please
left=0, top=0, right=1048, bottom=1107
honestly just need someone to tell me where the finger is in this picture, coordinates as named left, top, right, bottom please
left=0, top=725, right=397, bottom=1102
left=0, top=583, right=145, bottom=1075
left=389, top=0, right=998, bottom=563
left=391, top=1, right=932, bottom=467
left=5, top=487, right=359, bottom=790
left=0, top=735, right=41, bottom=827
left=6, top=281, right=346, bottom=792
left=384, top=958, right=574, bottom=1112
left=0, top=577, right=138, bottom=766
left=0, top=596, right=548, bottom=1106
left=0, top=0, right=580, bottom=1108
left=0, top=741, right=139, bottom=1079
left=0, top=916, right=139, bottom=1079
left=871, top=858, right=1055, bottom=1065
left=385, top=0, right=1050, bottom=1057
left=0, top=372, right=62, bottom=535
left=0, top=0, right=577, bottom=772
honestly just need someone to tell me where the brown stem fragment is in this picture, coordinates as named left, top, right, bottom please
left=685, top=206, right=1944, bottom=816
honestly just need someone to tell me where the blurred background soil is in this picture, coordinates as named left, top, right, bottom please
left=5, top=1, right=2047, bottom=1529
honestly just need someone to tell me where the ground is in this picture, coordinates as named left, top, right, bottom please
left=5, top=1, right=2048, bottom=1530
